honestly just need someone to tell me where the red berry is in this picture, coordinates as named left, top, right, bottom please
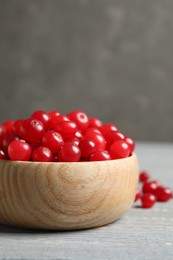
left=49, top=114, right=69, bottom=129
left=79, top=138, right=96, bottom=158
left=104, top=130, right=124, bottom=148
left=74, top=131, right=83, bottom=142
left=124, top=136, right=135, bottom=153
left=0, top=148, right=8, bottom=160
left=90, top=150, right=111, bottom=161
left=20, top=118, right=45, bottom=143
left=84, top=132, right=106, bottom=150
left=58, top=142, right=81, bottom=162
left=157, top=186, right=172, bottom=202
left=100, top=124, right=118, bottom=136
left=89, top=118, right=102, bottom=128
left=3, top=120, right=14, bottom=135
left=134, top=189, right=141, bottom=202
left=32, top=146, right=53, bottom=162
left=84, top=127, right=102, bottom=135
left=139, top=171, right=150, bottom=182
left=67, top=110, right=89, bottom=131
left=55, top=121, right=77, bottom=139
left=141, top=193, right=156, bottom=208
left=3, top=134, right=20, bottom=152
left=142, top=181, right=158, bottom=196
left=12, top=119, right=24, bottom=136
left=0, top=125, right=6, bottom=146
left=65, top=137, right=80, bottom=146
left=109, top=140, right=130, bottom=159
left=31, top=110, right=50, bottom=129
left=42, top=130, right=63, bottom=153
left=8, top=140, right=32, bottom=161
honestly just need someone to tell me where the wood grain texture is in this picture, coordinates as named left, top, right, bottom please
left=0, top=154, right=138, bottom=230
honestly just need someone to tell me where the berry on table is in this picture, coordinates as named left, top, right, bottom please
left=157, top=186, right=172, bottom=202
left=142, top=181, right=158, bottom=196
left=141, top=193, right=156, bottom=208
left=139, top=171, right=150, bottom=182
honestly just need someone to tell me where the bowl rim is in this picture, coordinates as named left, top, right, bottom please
left=0, top=153, right=136, bottom=166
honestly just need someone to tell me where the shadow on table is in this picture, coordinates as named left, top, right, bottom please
left=0, top=219, right=120, bottom=235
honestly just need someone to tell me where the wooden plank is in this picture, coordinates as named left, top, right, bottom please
left=0, top=142, right=173, bottom=260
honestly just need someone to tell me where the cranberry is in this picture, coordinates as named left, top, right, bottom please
left=3, top=134, right=20, bottom=152
left=67, top=110, right=89, bottom=131
left=142, top=181, right=158, bottom=196
left=42, top=130, right=64, bottom=154
left=109, top=140, right=130, bottom=159
left=8, top=140, right=32, bottom=161
left=79, top=138, right=96, bottom=158
left=157, top=186, right=172, bottom=202
left=32, top=146, right=53, bottom=162
left=58, top=142, right=81, bottom=162
left=49, top=114, right=69, bottom=129
left=90, top=150, right=111, bottom=161
left=100, top=124, right=118, bottom=136
left=84, top=132, right=106, bottom=150
left=12, top=119, right=24, bottom=136
left=3, top=120, right=14, bottom=135
left=20, top=118, right=45, bottom=143
left=124, top=136, right=135, bottom=153
left=139, top=171, right=150, bottom=182
left=55, top=121, right=77, bottom=139
left=89, top=118, right=102, bottom=128
left=84, top=127, right=102, bottom=135
left=31, top=110, right=50, bottom=129
left=0, top=148, right=8, bottom=160
left=141, top=193, right=156, bottom=208
left=74, top=131, right=83, bottom=142
left=104, top=130, right=124, bottom=148
left=0, top=126, right=6, bottom=146
left=134, top=189, right=141, bottom=202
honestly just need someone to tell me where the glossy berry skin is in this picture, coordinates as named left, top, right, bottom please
left=75, top=131, right=83, bottom=142
left=79, top=138, right=96, bottom=158
left=157, top=187, right=172, bottom=202
left=0, top=149, right=8, bottom=160
left=20, top=118, right=45, bottom=143
left=109, top=140, right=130, bottom=159
left=84, top=127, right=102, bottom=135
left=32, top=146, right=53, bottom=162
left=3, top=134, right=19, bottom=152
left=100, top=124, right=118, bottom=136
left=90, top=150, right=111, bottom=161
left=124, top=136, right=135, bottom=153
left=141, top=193, right=156, bottom=208
left=89, top=118, right=102, bottom=128
left=55, top=121, right=77, bottom=139
left=104, top=130, right=124, bottom=148
left=42, top=130, right=64, bottom=154
left=31, top=110, right=50, bottom=129
left=58, top=142, right=81, bottom=162
left=8, top=140, right=32, bottom=161
left=49, top=114, right=69, bottom=129
left=3, top=120, right=14, bottom=135
left=139, top=171, right=150, bottom=182
left=84, top=132, right=106, bottom=150
left=142, top=181, right=158, bottom=196
left=0, top=125, right=6, bottom=146
left=12, top=119, right=24, bottom=136
left=67, top=110, right=89, bottom=131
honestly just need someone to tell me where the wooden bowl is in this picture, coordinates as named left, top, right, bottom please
left=0, top=154, right=138, bottom=230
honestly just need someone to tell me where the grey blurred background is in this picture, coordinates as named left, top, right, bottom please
left=0, top=0, right=173, bottom=141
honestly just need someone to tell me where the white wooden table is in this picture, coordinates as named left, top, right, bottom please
left=0, top=142, right=173, bottom=260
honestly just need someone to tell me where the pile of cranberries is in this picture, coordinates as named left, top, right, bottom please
left=134, top=171, right=173, bottom=208
left=0, top=110, right=135, bottom=162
